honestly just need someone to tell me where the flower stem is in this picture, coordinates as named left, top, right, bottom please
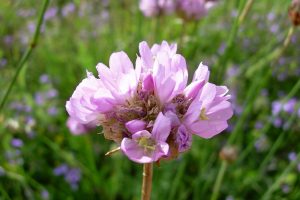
left=210, top=161, right=228, bottom=200
left=0, top=0, right=49, bottom=112
left=238, top=0, right=255, bottom=25
left=141, top=163, right=153, bottom=200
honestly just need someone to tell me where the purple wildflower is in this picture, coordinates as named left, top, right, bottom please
left=41, top=189, right=49, bottom=200
left=267, top=12, right=275, bottom=21
left=35, top=92, right=46, bottom=105
left=11, top=138, right=23, bottom=148
left=288, top=152, right=297, bottom=161
left=46, top=89, right=58, bottom=98
left=270, top=24, right=279, bottom=33
left=3, top=35, right=13, bottom=45
left=272, top=101, right=282, bottom=115
left=48, top=106, right=58, bottom=116
left=39, top=74, right=50, bottom=84
left=27, top=22, right=36, bottom=33
left=53, top=164, right=68, bottom=176
left=139, top=0, right=175, bottom=17
left=45, top=7, right=58, bottom=20
left=255, top=121, right=263, bottom=129
left=62, top=3, right=76, bottom=17
left=0, top=59, right=7, bottom=69
left=281, top=184, right=291, bottom=194
left=176, top=0, right=217, bottom=21
left=64, top=168, right=81, bottom=190
left=283, top=98, right=297, bottom=114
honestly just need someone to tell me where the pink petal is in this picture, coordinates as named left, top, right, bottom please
left=139, top=41, right=153, bottom=68
left=143, top=74, right=154, bottom=91
left=192, top=63, right=210, bottom=82
left=109, top=51, right=134, bottom=74
left=197, top=82, right=216, bottom=108
left=190, top=121, right=228, bottom=139
left=183, top=80, right=206, bottom=100
left=152, top=141, right=169, bottom=161
left=125, top=120, right=147, bottom=134
left=151, top=112, right=171, bottom=142
left=121, top=138, right=153, bottom=163
left=164, top=110, right=181, bottom=127
left=171, top=54, right=188, bottom=93
left=207, top=101, right=233, bottom=120
left=184, top=99, right=202, bottom=125
left=132, top=130, right=152, bottom=140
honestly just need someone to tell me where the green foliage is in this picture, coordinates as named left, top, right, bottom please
left=0, top=0, right=300, bottom=199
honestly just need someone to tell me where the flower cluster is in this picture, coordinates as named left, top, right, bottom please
left=66, top=41, right=233, bottom=163
left=139, top=0, right=217, bottom=21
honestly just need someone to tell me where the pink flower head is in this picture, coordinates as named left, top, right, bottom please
left=176, top=0, right=217, bottom=21
left=121, top=112, right=171, bottom=163
left=66, top=41, right=233, bottom=163
left=139, top=0, right=175, bottom=17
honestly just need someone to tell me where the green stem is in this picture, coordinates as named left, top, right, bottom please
left=238, top=0, right=254, bottom=25
left=0, top=0, right=50, bottom=112
left=210, top=161, right=228, bottom=200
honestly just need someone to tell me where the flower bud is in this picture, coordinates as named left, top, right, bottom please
left=219, top=146, right=238, bottom=163
left=289, top=0, right=300, bottom=26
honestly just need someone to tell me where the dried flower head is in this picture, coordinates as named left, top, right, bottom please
left=66, top=41, right=233, bottom=163
left=289, top=0, right=300, bottom=26
left=219, top=146, right=238, bottom=163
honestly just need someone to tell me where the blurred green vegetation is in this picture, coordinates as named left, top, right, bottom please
left=0, top=0, right=300, bottom=199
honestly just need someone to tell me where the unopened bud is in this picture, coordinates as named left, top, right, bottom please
left=289, top=0, right=300, bottom=26
left=219, top=146, right=238, bottom=163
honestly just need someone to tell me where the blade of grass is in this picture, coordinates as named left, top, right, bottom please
left=0, top=0, right=50, bottom=112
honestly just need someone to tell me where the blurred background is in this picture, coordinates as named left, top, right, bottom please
left=0, top=0, right=300, bottom=199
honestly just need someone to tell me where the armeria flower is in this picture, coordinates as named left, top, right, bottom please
left=139, top=0, right=175, bottom=17
left=66, top=41, right=233, bottom=163
left=176, top=0, right=217, bottom=21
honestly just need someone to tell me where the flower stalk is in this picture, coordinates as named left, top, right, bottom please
left=141, top=163, right=153, bottom=200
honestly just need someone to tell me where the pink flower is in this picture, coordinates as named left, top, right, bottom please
left=139, top=0, right=175, bottom=17
left=176, top=0, right=217, bottom=21
left=66, top=41, right=233, bottom=163
left=121, top=112, right=171, bottom=163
